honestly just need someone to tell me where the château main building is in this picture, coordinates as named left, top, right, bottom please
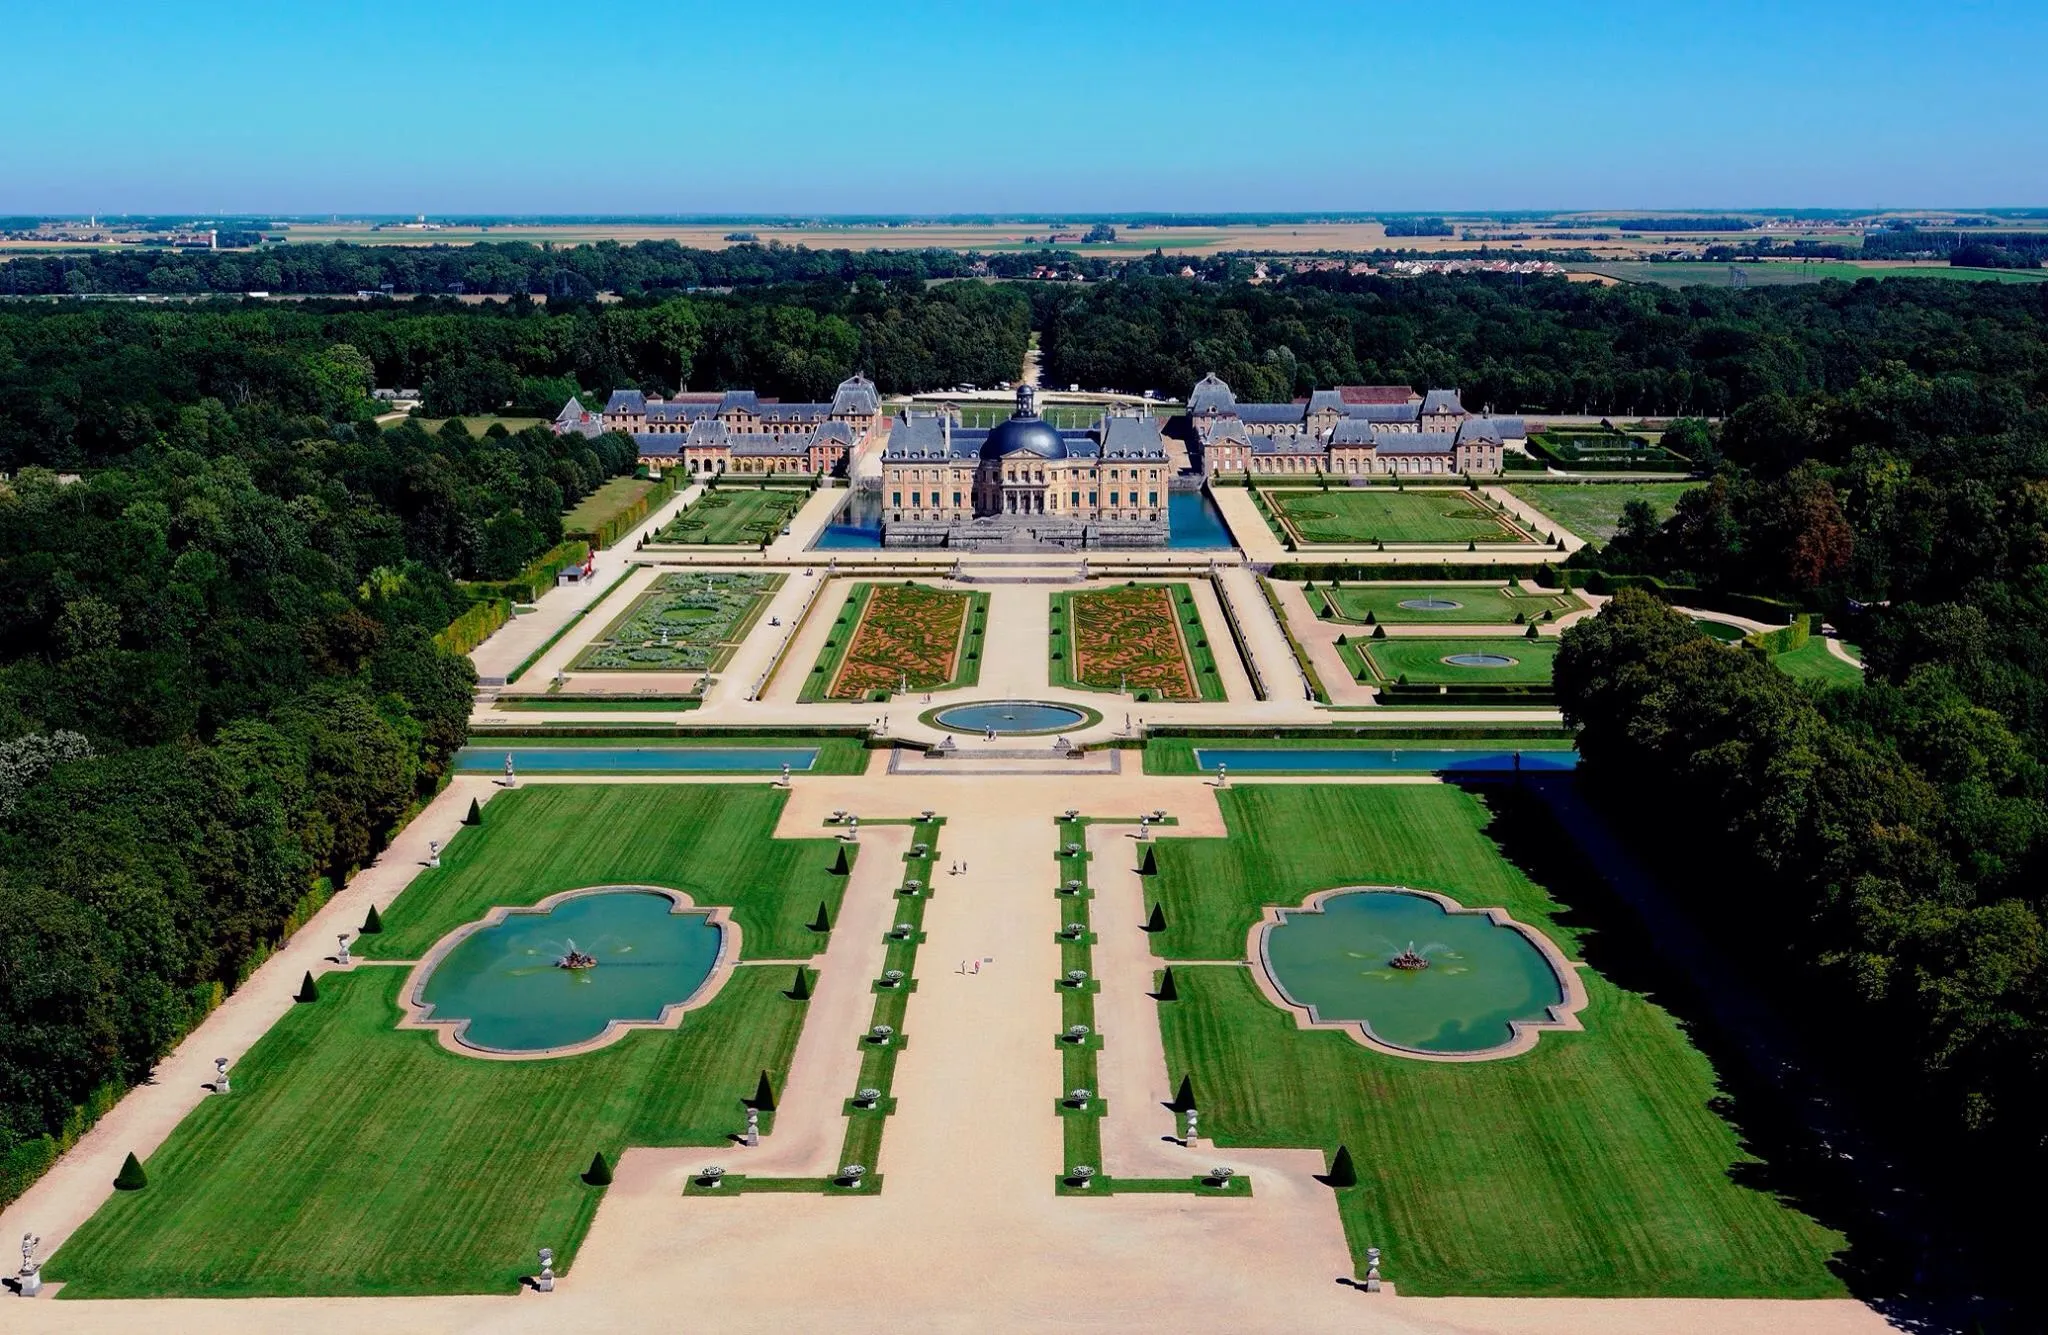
left=880, top=385, right=1170, bottom=549
left=554, top=374, right=884, bottom=477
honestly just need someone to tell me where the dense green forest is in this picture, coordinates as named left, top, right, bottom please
left=1034, top=272, right=2048, bottom=414
left=0, top=280, right=1029, bottom=469
left=0, top=238, right=1093, bottom=297
left=0, top=280, right=1017, bottom=1203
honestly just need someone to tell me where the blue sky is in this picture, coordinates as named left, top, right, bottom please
left=5, top=0, right=2045, bottom=214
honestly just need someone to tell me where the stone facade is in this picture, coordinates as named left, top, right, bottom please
left=1188, top=374, right=1523, bottom=477
left=879, top=386, right=1171, bottom=549
left=562, top=374, right=883, bottom=477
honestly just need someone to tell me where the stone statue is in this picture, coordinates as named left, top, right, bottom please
left=336, top=933, right=351, bottom=966
left=1365, top=1246, right=1382, bottom=1292
left=745, top=1108, right=760, bottom=1148
left=1185, top=1108, right=1199, bottom=1147
left=503, top=753, right=517, bottom=788
left=779, top=762, right=791, bottom=787
left=18, top=1232, right=42, bottom=1297
left=214, top=1057, right=231, bottom=1095
left=1216, top=761, right=1228, bottom=788
left=536, top=1246, right=556, bottom=1292
left=426, top=839, right=441, bottom=868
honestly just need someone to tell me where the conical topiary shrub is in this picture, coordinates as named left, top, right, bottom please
left=1364, top=610, right=1376, bottom=626
left=1145, top=902, right=1167, bottom=933
left=1372, top=625, right=1387, bottom=640
left=831, top=845, right=850, bottom=875
left=1173, top=1073, right=1195, bottom=1111
left=296, top=971, right=319, bottom=1003
left=465, top=797, right=482, bottom=826
left=809, top=902, right=832, bottom=933
left=1526, top=623, right=1540, bottom=639
left=1157, top=967, right=1179, bottom=1002
left=583, top=1151, right=612, bottom=1186
left=361, top=904, right=383, bottom=934
left=114, top=1152, right=148, bottom=1191
left=1139, top=845, right=1157, bottom=876
left=1326, top=1144, right=1357, bottom=1188
left=751, top=1070, right=777, bottom=1112
left=789, top=966, right=811, bottom=1001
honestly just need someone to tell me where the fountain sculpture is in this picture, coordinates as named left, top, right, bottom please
left=1387, top=941, right=1431, bottom=971
left=556, top=939, right=598, bottom=970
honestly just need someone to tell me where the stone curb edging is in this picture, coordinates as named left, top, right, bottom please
left=397, top=885, right=742, bottom=1061
left=1245, top=885, right=1588, bottom=1063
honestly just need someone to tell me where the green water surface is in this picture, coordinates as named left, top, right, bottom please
left=417, top=890, right=722, bottom=1053
left=1262, top=890, right=1564, bottom=1054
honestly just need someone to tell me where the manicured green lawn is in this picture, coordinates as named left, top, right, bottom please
left=1769, top=635, right=1864, bottom=688
left=1263, top=488, right=1534, bottom=546
left=562, top=475, right=655, bottom=534
left=50, top=966, right=803, bottom=1297
left=1148, top=785, right=1847, bottom=1296
left=1316, top=582, right=1584, bottom=625
left=570, top=570, right=781, bottom=672
left=1349, top=636, right=1559, bottom=686
left=657, top=486, right=808, bottom=545
left=48, top=784, right=842, bottom=1297
left=361, top=785, right=848, bottom=961
left=1505, top=481, right=1702, bottom=543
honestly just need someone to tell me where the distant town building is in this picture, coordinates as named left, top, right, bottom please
left=879, top=384, right=1170, bottom=550
left=560, top=374, right=883, bottom=477
left=1187, top=373, right=1523, bottom=476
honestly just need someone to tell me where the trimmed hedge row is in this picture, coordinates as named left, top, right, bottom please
left=1146, top=723, right=1572, bottom=740
left=566, top=472, right=680, bottom=551
left=462, top=541, right=591, bottom=604
left=466, top=724, right=874, bottom=739
left=1580, top=572, right=1801, bottom=624
left=434, top=597, right=510, bottom=656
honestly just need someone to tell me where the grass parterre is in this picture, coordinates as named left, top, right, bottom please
left=1314, top=582, right=1584, bottom=626
left=1147, top=785, right=1847, bottom=1296
left=1051, top=583, right=1225, bottom=702
left=47, top=785, right=848, bottom=1297
left=571, top=571, right=781, bottom=673
left=656, top=485, right=808, bottom=546
left=1341, top=635, right=1559, bottom=688
left=1504, top=481, right=1702, bottom=543
left=1260, top=487, right=1537, bottom=547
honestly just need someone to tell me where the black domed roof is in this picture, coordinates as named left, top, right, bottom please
left=980, top=413, right=1067, bottom=460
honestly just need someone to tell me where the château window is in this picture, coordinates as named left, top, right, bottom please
left=892, top=492, right=901, bottom=506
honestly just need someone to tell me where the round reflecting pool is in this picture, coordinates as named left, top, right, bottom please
left=1261, top=889, right=1569, bottom=1056
left=1398, top=597, right=1464, bottom=611
left=414, top=889, right=723, bottom=1054
left=1442, top=652, right=1518, bottom=668
left=931, top=700, right=1092, bottom=735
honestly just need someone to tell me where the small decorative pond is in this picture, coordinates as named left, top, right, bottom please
left=1259, top=889, right=1573, bottom=1057
left=1398, top=597, right=1464, bottom=611
left=930, top=700, right=1092, bottom=735
left=1441, top=652, right=1518, bottom=668
left=413, top=889, right=724, bottom=1055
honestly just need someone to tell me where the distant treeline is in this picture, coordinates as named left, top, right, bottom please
left=1382, top=217, right=1453, bottom=237
left=0, top=240, right=1089, bottom=298
left=0, top=282, right=1029, bottom=469
left=1860, top=228, right=2048, bottom=267
left=1032, top=270, right=2048, bottom=415
left=1580, top=215, right=1760, bottom=232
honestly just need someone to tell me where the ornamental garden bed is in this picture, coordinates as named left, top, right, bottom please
left=1051, top=583, right=1225, bottom=702
left=803, top=582, right=989, bottom=703
left=570, top=571, right=782, bottom=672
left=1339, top=635, right=1560, bottom=688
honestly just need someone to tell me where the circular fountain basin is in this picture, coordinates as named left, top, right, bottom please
left=1260, top=889, right=1566, bottom=1056
left=1442, top=652, right=1518, bottom=668
left=414, top=890, right=723, bottom=1055
left=1398, top=597, right=1464, bottom=611
left=931, top=700, right=1093, bottom=735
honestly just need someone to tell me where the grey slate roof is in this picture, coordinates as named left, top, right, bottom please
left=815, top=420, right=856, bottom=444
left=732, top=434, right=811, bottom=457
left=605, top=389, right=647, bottom=415
left=832, top=373, right=880, bottom=416
left=1457, top=415, right=1525, bottom=442
left=1208, top=418, right=1250, bottom=443
left=883, top=415, right=959, bottom=460
left=1343, top=402, right=1422, bottom=425
left=1235, top=403, right=1307, bottom=426
left=1378, top=431, right=1457, bottom=455
left=1099, top=413, right=1166, bottom=458
left=1421, top=389, right=1467, bottom=417
left=647, top=401, right=721, bottom=425
left=1250, top=433, right=1325, bottom=455
left=1306, top=390, right=1346, bottom=414
left=1187, top=373, right=1237, bottom=414
left=634, top=432, right=680, bottom=457
left=719, top=390, right=763, bottom=414
left=1328, top=419, right=1379, bottom=445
